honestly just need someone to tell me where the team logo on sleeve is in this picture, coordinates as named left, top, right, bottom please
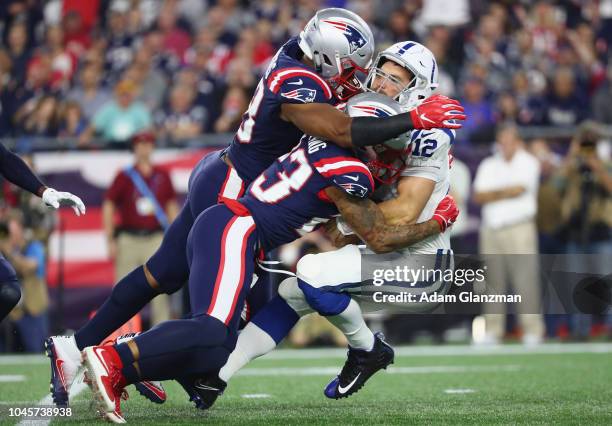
left=281, top=88, right=317, bottom=103
left=322, top=20, right=366, bottom=53
left=339, top=181, right=369, bottom=198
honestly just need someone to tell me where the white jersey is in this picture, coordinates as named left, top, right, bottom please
left=373, top=127, right=454, bottom=254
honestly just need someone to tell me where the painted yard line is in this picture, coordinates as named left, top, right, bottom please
left=444, top=389, right=476, bottom=394
left=241, top=394, right=272, bottom=399
left=236, top=365, right=521, bottom=377
left=1, top=343, right=611, bottom=365
left=0, top=374, right=25, bottom=382
left=15, top=381, right=87, bottom=426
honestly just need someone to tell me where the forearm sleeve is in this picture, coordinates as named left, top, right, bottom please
left=350, top=113, right=413, bottom=148
left=0, top=145, right=46, bottom=196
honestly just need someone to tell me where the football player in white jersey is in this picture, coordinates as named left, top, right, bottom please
left=192, top=41, right=459, bottom=406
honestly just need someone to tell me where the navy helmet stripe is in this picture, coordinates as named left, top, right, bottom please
left=431, top=59, right=436, bottom=83
left=397, top=42, right=415, bottom=54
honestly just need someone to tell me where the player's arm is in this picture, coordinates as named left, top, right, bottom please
left=325, top=186, right=457, bottom=254
left=378, top=176, right=435, bottom=225
left=280, top=94, right=466, bottom=149
left=0, top=143, right=47, bottom=197
left=0, top=144, right=86, bottom=215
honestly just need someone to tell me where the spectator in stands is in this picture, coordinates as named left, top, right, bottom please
left=103, top=0, right=136, bottom=81
left=41, top=25, right=76, bottom=90
left=214, top=86, right=248, bottom=133
left=458, top=77, right=495, bottom=144
left=511, top=71, right=546, bottom=125
left=545, top=67, right=588, bottom=126
left=79, top=79, right=152, bottom=145
left=592, top=62, right=612, bottom=124
left=155, top=83, right=205, bottom=145
left=56, top=100, right=88, bottom=138
left=67, top=63, right=111, bottom=121
left=104, top=131, right=179, bottom=326
left=19, top=94, right=59, bottom=137
left=156, top=2, right=192, bottom=61
left=6, top=21, right=32, bottom=86
left=2, top=210, right=48, bottom=352
left=125, top=47, right=167, bottom=112
left=473, top=124, right=545, bottom=346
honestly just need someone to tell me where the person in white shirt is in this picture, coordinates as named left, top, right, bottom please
left=473, top=124, right=544, bottom=345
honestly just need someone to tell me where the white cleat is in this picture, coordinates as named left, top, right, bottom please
left=45, top=335, right=82, bottom=406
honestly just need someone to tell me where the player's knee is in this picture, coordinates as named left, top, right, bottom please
left=0, top=281, right=21, bottom=309
left=192, top=314, right=229, bottom=347
left=296, top=253, right=325, bottom=286
left=297, top=280, right=350, bottom=317
left=278, top=277, right=310, bottom=315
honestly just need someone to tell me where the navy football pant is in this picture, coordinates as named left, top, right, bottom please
left=75, top=151, right=249, bottom=349
left=0, top=254, right=21, bottom=322
left=118, top=204, right=259, bottom=383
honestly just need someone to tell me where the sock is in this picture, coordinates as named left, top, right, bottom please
left=74, top=266, right=157, bottom=350
left=218, top=322, right=276, bottom=382
left=218, top=295, right=299, bottom=382
left=327, top=298, right=375, bottom=351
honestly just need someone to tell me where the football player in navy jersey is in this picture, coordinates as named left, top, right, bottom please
left=0, top=144, right=85, bottom=321
left=47, top=7, right=466, bottom=410
left=81, top=94, right=460, bottom=421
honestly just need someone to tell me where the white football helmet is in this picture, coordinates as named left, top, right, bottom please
left=298, top=8, right=374, bottom=101
left=346, top=92, right=411, bottom=184
left=365, top=41, right=439, bottom=110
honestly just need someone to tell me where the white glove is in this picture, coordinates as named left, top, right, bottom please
left=42, top=188, right=86, bottom=216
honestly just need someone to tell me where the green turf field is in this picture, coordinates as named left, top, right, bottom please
left=0, top=343, right=611, bottom=425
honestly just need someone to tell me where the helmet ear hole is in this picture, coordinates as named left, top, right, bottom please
left=322, top=54, right=333, bottom=66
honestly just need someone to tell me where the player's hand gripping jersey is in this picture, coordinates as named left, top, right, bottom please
left=226, top=37, right=338, bottom=182
left=238, top=136, right=374, bottom=251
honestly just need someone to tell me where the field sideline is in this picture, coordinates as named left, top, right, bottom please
left=0, top=343, right=611, bottom=425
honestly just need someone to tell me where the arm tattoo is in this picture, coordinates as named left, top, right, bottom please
left=327, top=187, right=439, bottom=253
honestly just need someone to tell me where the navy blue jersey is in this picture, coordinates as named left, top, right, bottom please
left=240, top=137, right=374, bottom=251
left=226, top=37, right=337, bottom=182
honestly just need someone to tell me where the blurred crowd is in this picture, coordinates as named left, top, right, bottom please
left=0, top=0, right=611, bottom=147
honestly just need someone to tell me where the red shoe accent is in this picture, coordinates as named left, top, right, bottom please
left=92, top=345, right=127, bottom=400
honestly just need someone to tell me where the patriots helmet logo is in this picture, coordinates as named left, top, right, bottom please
left=281, top=88, right=317, bottom=103
left=339, top=182, right=368, bottom=198
left=323, top=20, right=367, bottom=54
left=352, top=104, right=394, bottom=118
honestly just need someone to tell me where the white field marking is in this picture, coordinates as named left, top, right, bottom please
left=236, top=365, right=521, bottom=377
left=444, top=389, right=476, bottom=394
left=258, top=342, right=612, bottom=360
left=1, top=342, right=612, bottom=365
left=0, top=374, right=25, bottom=382
left=241, top=394, right=272, bottom=399
left=15, top=381, right=88, bottom=426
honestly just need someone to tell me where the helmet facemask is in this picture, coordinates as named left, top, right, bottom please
left=367, top=144, right=411, bottom=185
left=365, top=55, right=436, bottom=110
left=319, top=53, right=369, bottom=101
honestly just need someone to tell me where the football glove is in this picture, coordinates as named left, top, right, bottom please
left=42, top=188, right=86, bottom=216
left=432, top=195, right=459, bottom=232
left=409, top=95, right=466, bottom=130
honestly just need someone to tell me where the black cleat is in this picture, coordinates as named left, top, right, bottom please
left=324, top=332, right=394, bottom=399
left=178, top=374, right=227, bottom=410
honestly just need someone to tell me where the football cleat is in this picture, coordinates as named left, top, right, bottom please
left=324, top=332, right=394, bottom=399
left=45, top=335, right=82, bottom=407
left=177, top=374, right=227, bottom=410
left=113, top=333, right=167, bottom=404
left=82, top=345, right=128, bottom=423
